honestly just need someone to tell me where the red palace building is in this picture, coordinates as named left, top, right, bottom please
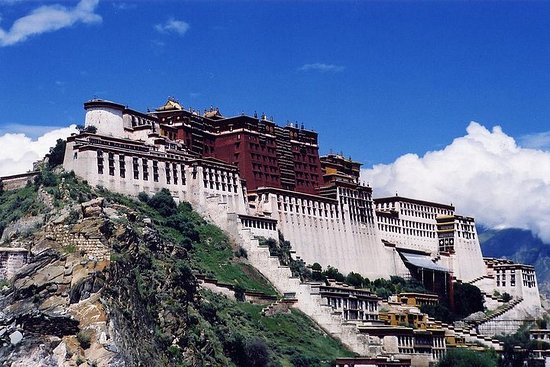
left=154, top=99, right=343, bottom=196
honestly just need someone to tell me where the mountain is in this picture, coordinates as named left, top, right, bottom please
left=478, top=227, right=550, bottom=297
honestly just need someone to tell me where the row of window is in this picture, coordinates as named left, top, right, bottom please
left=97, top=150, right=187, bottom=185
left=240, top=218, right=276, bottom=231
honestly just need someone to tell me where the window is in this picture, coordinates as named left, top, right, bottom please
left=97, top=150, right=104, bottom=174
left=133, top=157, right=139, bottom=179
left=119, top=155, right=125, bottom=178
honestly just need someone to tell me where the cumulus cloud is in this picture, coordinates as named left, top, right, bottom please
left=362, top=122, right=550, bottom=242
left=0, top=0, right=101, bottom=47
left=155, top=18, right=189, bottom=36
left=0, top=125, right=78, bottom=176
left=299, top=63, right=345, bottom=73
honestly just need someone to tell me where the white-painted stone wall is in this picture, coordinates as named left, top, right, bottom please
left=252, top=191, right=394, bottom=279
left=85, top=106, right=126, bottom=138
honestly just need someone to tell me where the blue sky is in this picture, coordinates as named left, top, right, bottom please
left=3, top=0, right=550, bottom=166
left=5, top=1, right=550, bottom=237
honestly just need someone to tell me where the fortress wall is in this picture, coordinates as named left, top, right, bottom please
left=64, top=145, right=246, bottom=218
left=451, top=238, right=486, bottom=283
left=0, top=248, right=28, bottom=280
left=85, top=106, right=126, bottom=138
left=257, top=192, right=394, bottom=279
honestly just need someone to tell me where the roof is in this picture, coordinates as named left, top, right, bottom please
left=399, top=251, right=450, bottom=273
left=156, top=99, right=183, bottom=111
left=375, top=195, right=454, bottom=211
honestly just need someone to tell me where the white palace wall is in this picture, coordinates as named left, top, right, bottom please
left=63, top=139, right=246, bottom=218
left=252, top=191, right=395, bottom=279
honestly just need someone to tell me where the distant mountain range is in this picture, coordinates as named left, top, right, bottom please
left=478, top=227, right=550, bottom=297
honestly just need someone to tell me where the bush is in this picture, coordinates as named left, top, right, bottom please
left=436, top=348, right=496, bottom=367
left=234, top=246, right=248, bottom=259
left=290, top=354, right=321, bottom=367
left=147, top=188, right=177, bottom=217
left=48, top=139, right=66, bottom=168
left=454, top=282, right=484, bottom=319
left=244, top=337, right=271, bottom=367
left=76, top=330, right=92, bottom=349
left=345, top=272, right=365, bottom=288
left=501, top=292, right=512, bottom=302
left=322, top=266, right=345, bottom=282
left=234, top=285, right=246, bottom=302
left=137, top=192, right=149, bottom=203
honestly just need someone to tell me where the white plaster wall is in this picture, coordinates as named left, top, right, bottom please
left=451, top=237, right=486, bottom=282
left=259, top=192, right=394, bottom=279
left=85, top=107, right=125, bottom=138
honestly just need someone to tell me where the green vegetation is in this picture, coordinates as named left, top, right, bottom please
left=0, top=183, right=42, bottom=238
left=421, top=282, right=484, bottom=323
left=199, top=290, right=355, bottom=367
left=494, top=320, right=550, bottom=367
left=76, top=330, right=92, bottom=349
left=435, top=348, right=497, bottom=367
left=103, top=188, right=277, bottom=296
left=260, top=236, right=431, bottom=299
left=47, top=138, right=66, bottom=169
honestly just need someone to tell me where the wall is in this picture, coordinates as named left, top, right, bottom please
left=252, top=190, right=394, bottom=279
left=0, top=248, right=28, bottom=280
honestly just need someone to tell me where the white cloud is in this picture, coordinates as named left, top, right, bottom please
left=0, top=125, right=78, bottom=176
left=299, top=63, right=345, bottom=73
left=0, top=0, right=101, bottom=47
left=155, top=18, right=189, bottom=36
left=362, top=122, right=550, bottom=242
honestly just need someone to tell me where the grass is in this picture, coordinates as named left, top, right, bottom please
left=190, top=224, right=277, bottom=296
left=0, top=184, right=43, bottom=238
left=99, top=188, right=278, bottom=296
left=202, top=290, right=355, bottom=366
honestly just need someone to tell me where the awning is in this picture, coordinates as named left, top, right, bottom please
left=400, top=252, right=449, bottom=273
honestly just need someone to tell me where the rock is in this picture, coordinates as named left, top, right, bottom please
left=82, top=198, right=104, bottom=218
left=52, top=212, right=70, bottom=225
left=9, top=330, right=23, bottom=345
left=103, top=207, right=120, bottom=220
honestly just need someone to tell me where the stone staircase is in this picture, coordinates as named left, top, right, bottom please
left=471, top=297, right=524, bottom=327
left=424, top=317, right=502, bottom=350
left=234, top=224, right=382, bottom=355
left=467, top=275, right=486, bottom=285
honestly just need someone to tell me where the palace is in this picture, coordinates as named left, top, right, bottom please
left=57, top=98, right=542, bottom=364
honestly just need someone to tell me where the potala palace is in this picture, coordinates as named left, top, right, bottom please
left=3, top=98, right=543, bottom=366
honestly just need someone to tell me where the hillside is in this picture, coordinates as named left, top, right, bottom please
left=478, top=227, right=550, bottom=297
left=0, top=169, right=353, bottom=366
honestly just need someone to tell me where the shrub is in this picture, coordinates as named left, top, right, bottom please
left=322, top=266, right=345, bottom=282
left=48, top=139, right=66, bottom=168
left=234, top=285, right=246, bottom=302
left=501, top=292, right=512, bottom=302
left=234, top=246, right=248, bottom=259
left=290, top=354, right=321, bottom=367
left=346, top=272, right=365, bottom=288
left=137, top=192, right=149, bottom=203
left=436, top=348, right=496, bottom=367
left=454, top=282, right=484, bottom=318
left=76, top=330, right=92, bottom=349
left=147, top=188, right=177, bottom=217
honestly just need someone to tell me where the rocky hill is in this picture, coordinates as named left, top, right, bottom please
left=0, top=170, right=352, bottom=367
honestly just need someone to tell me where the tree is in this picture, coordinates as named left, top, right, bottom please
left=322, top=266, right=345, bottom=282
left=48, top=139, right=66, bottom=168
left=346, top=272, right=365, bottom=288
left=147, top=188, right=177, bottom=216
left=454, top=283, right=484, bottom=318
left=437, top=348, right=496, bottom=367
